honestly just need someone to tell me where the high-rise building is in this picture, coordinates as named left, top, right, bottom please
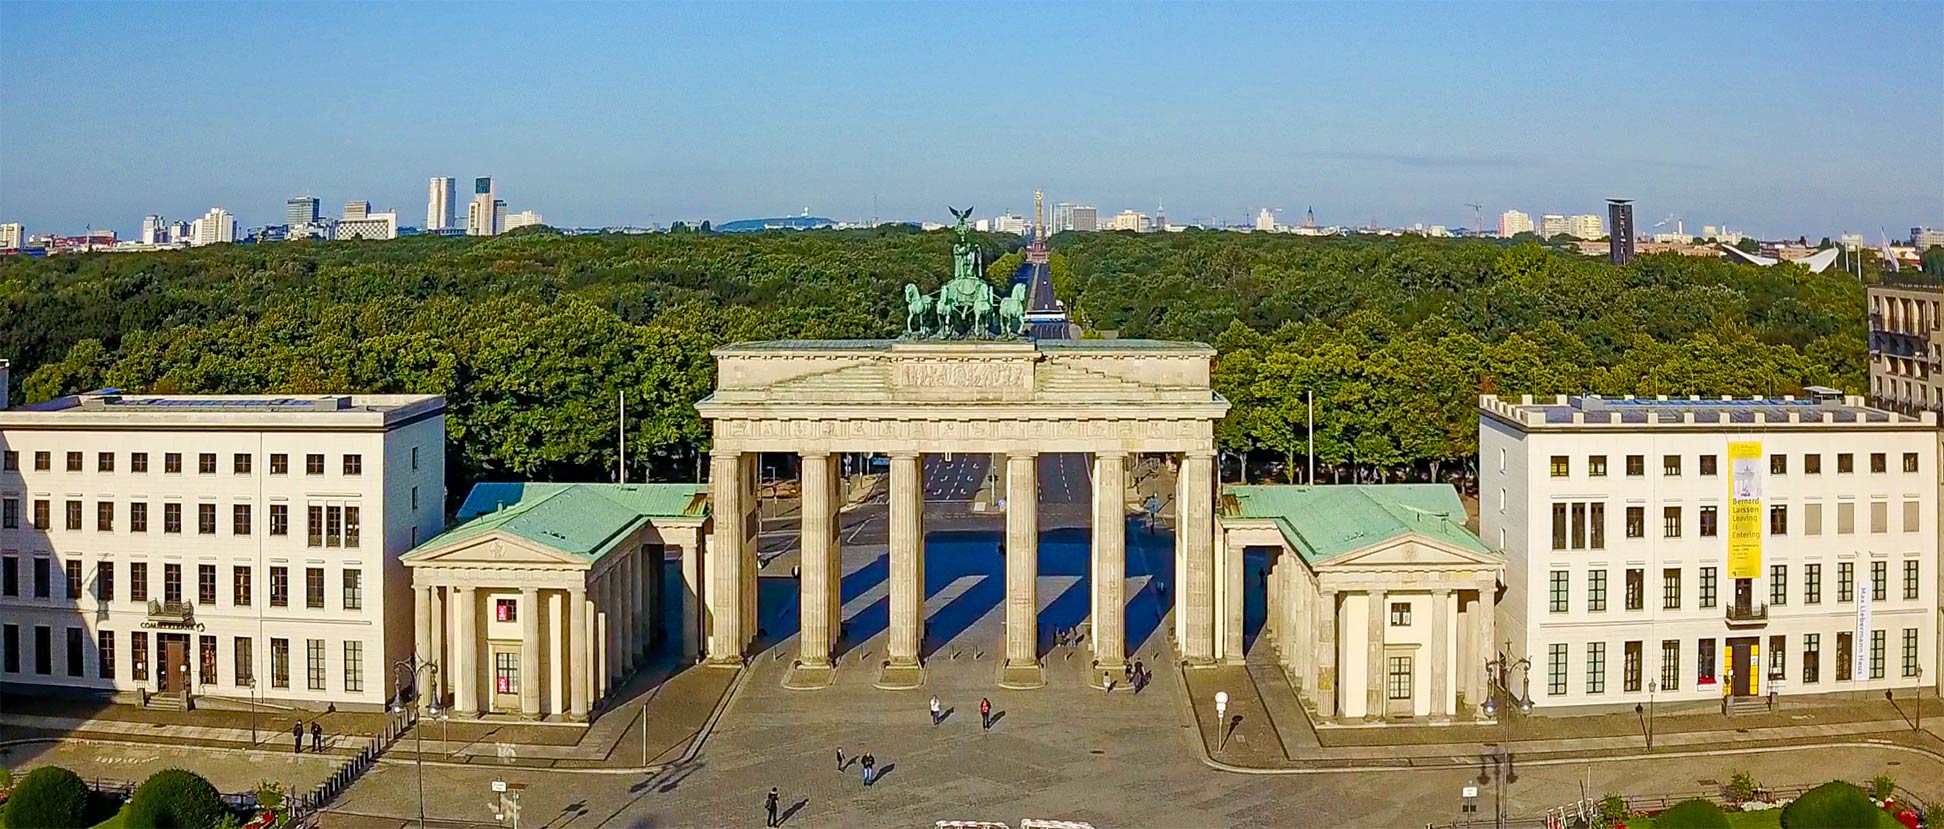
left=189, top=208, right=236, bottom=246
left=1568, top=214, right=1605, bottom=240
left=1913, top=228, right=1944, bottom=250
left=336, top=211, right=398, bottom=241
left=1070, top=206, right=1098, bottom=232
left=140, top=215, right=164, bottom=245
left=1052, top=203, right=1074, bottom=232
left=502, top=210, right=545, bottom=232
left=286, top=196, right=319, bottom=227
left=1254, top=209, right=1279, bottom=232
left=0, top=223, right=23, bottom=249
left=993, top=213, right=1028, bottom=235
left=1106, top=210, right=1148, bottom=232
left=344, top=201, right=370, bottom=220
left=1539, top=214, right=1568, bottom=237
left=427, top=177, right=456, bottom=231
left=1498, top=210, right=1534, bottom=238
left=467, top=178, right=499, bottom=236
left=1607, top=200, right=1636, bottom=265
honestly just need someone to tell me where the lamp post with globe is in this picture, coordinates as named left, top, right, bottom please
left=1482, top=647, right=1533, bottom=829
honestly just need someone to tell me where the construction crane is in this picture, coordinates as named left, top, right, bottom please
left=1465, top=202, right=1484, bottom=235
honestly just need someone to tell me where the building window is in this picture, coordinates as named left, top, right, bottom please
left=64, top=560, right=81, bottom=600
left=197, top=503, right=216, bottom=535
left=1837, top=453, right=1854, bottom=474
left=1, top=498, right=14, bottom=530
left=233, top=504, right=251, bottom=536
left=411, top=447, right=419, bottom=470
left=98, top=631, right=115, bottom=679
left=1870, top=561, right=1887, bottom=603
left=1587, top=569, right=1607, bottom=612
left=34, top=627, right=51, bottom=674
left=1586, top=642, right=1606, bottom=694
left=1, top=450, right=14, bottom=471
left=1870, top=501, right=1888, bottom=534
left=1549, top=571, right=1569, bottom=613
left=66, top=627, right=83, bottom=677
left=1903, top=629, right=1920, bottom=678
left=162, top=563, right=181, bottom=603
left=1387, top=655, right=1413, bottom=700
left=308, top=506, right=323, bottom=546
left=1626, top=455, right=1644, bottom=476
left=130, top=502, right=148, bottom=532
left=200, top=635, right=217, bottom=685
left=1588, top=455, right=1607, bottom=477
left=1904, top=452, right=1920, bottom=473
left=1550, top=455, right=1569, bottom=477
left=1699, top=454, right=1717, bottom=476
left=269, top=567, right=288, bottom=607
left=1805, top=453, right=1822, bottom=474
left=326, top=506, right=342, bottom=548
left=307, top=639, right=326, bottom=690
left=1625, top=568, right=1644, bottom=611
left=33, top=558, right=50, bottom=599
left=198, top=564, right=216, bottom=605
left=1623, top=641, right=1642, bottom=692
left=1805, top=563, right=1822, bottom=604
left=1770, top=454, right=1787, bottom=475
left=132, top=632, right=149, bottom=682
left=1805, top=502, right=1822, bottom=535
left=343, top=570, right=363, bottom=611
left=97, top=562, right=114, bottom=602
left=1697, top=638, right=1716, bottom=684
left=162, top=503, right=181, bottom=534
left=1836, top=632, right=1853, bottom=681
left=1699, top=506, right=1718, bottom=537
left=1547, top=643, right=1567, bottom=696
left=32, top=499, right=48, bottom=530
left=1770, top=564, right=1787, bottom=606
left=496, top=598, right=518, bottom=622
left=345, top=506, right=360, bottom=548
left=411, top=487, right=420, bottom=511
left=343, top=454, right=363, bottom=475
left=66, top=451, right=82, bottom=472
left=1, top=624, right=15, bottom=673
left=1388, top=601, right=1410, bottom=626
left=1663, top=455, right=1681, bottom=476
left=131, top=452, right=148, bottom=473
left=1571, top=503, right=1587, bottom=549
left=1660, top=640, right=1680, bottom=691
left=270, top=504, right=288, bottom=536
left=1768, top=505, right=1787, bottom=535
left=233, top=566, right=251, bottom=606
left=1663, top=507, right=1681, bottom=538
left=1589, top=503, right=1605, bottom=549
left=1870, top=452, right=1886, bottom=473
left=97, top=451, right=114, bottom=473
left=305, top=454, right=324, bottom=475
left=1699, top=567, right=1717, bottom=609
left=1838, top=562, right=1854, bottom=602
left=234, top=637, right=253, bottom=687
left=198, top=453, right=216, bottom=474
left=65, top=500, right=81, bottom=530
left=270, top=453, right=288, bottom=475
left=2, top=556, right=15, bottom=597
left=1870, top=630, right=1885, bottom=679
left=130, top=562, right=148, bottom=602
left=32, top=450, right=50, bottom=471
left=96, top=501, right=113, bottom=532
left=344, top=641, right=364, bottom=692
left=1904, top=560, right=1920, bottom=601
left=1908, top=500, right=1924, bottom=533
left=271, top=638, right=289, bottom=688
left=234, top=453, right=251, bottom=474
left=495, top=651, right=520, bottom=695
left=1662, top=568, right=1681, bottom=610
left=1803, top=634, right=1820, bottom=684
left=1768, top=635, right=1786, bottom=679
left=1551, top=504, right=1568, bottom=549
left=305, top=568, right=324, bottom=609
left=1625, top=507, right=1644, bottom=539
left=1838, top=502, right=1855, bottom=534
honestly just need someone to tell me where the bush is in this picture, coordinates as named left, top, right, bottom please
left=6, top=766, right=90, bottom=828
left=1728, top=769, right=1759, bottom=802
left=1656, top=799, right=1730, bottom=829
left=123, top=768, right=228, bottom=829
left=1869, top=774, right=1895, bottom=801
left=1781, top=781, right=1882, bottom=829
left=1600, top=793, right=1628, bottom=824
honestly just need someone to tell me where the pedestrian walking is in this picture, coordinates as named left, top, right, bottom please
left=1123, top=662, right=1134, bottom=684
left=862, top=753, right=876, bottom=786
left=836, top=747, right=845, bottom=772
left=291, top=721, right=303, bottom=754
left=310, top=720, right=323, bottom=752
left=979, top=697, right=992, bottom=732
left=929, top=696, right=942, bottom=726
left=765, top=787, right=780, bottom=827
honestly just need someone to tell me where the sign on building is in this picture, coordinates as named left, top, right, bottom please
left=1854, top=578, right=1872, bottom=680
left=1726, top=441, right=1763, bottom=578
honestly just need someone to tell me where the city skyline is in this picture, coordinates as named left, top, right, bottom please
left=1, top=3, right=1939, bottom=238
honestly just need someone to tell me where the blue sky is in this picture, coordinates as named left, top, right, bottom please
left=2, top=2, right=1939, bottom=239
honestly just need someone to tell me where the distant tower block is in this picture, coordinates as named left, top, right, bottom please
left=1607, top=199, right=1635, bottom=266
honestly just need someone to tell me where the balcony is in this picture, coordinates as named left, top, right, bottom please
left=146, top=599, right=194, bottom=625
left=1725, top=602, right=1769, bottom=627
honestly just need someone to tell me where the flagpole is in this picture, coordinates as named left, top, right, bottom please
left=618, top=390, right=627, bottom=484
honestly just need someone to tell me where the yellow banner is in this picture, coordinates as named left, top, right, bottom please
left=1727, top=441, right=1763, bottom=579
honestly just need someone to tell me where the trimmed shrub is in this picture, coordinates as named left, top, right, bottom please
left=1869, top=774, right=1895, bottom=801
left=1781, top=781, right=1882, bottom=829
left=123, top=768, right=228, bottom=829
left=1656, top=799, right=1731, bottom=829
left=6, top=766, right=90, bottom=829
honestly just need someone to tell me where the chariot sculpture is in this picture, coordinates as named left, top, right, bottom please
left=901, top=206, right=1029, bottom=340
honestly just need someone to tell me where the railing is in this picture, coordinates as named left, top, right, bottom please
left=1725, top=602, right=1769, bottom=625
left=287, top=715, right=405, bottom=821
left=1427, top=780, right=1930, bottom=829
left=146, top=598, right=193, bottom=622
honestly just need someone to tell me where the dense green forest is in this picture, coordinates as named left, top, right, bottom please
left=0, top=228, right=1871, bottom=490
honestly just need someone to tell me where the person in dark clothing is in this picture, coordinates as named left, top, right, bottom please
left=836, top=747, right=845, bottom=772
left=765, top=787, right=780, bottom=827
left=862, top=753, right=876, bottom=785
left=292, top=721, right=303, bottom=754
left=979, top=697, right=992, bottom=732
left=310, top=720, right=323, bottom=752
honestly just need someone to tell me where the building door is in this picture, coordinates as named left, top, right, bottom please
left=1734, top=578, right=1754, bottom=615
left=1729, top=640, right=1753, bottom=697
left=1386, top=654, right=1415, bottom=718
left=491, top=646, right=521, bottom=713
left=160, top=636, right=188, bottom=694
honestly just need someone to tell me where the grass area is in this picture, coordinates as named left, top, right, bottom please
left=1623, top=805, right=1905, bottom=829
left=91, top=804, right=128, bottom=828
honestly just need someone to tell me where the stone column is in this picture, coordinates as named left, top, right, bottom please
left=568, top=586, right=589, bottom=720
left=706, top=451, right=746, bottom=665
left=887, top=452, right=924, bottom=668
left=453, top=586, right=477, bottom=715
left=606, top=573, right=623, bottom=684
left=1221, top=524, right=1245, bottom=664
left=679, top=539, right=701, bottom=661
left=1366, top=589, right=1387, bottom=721
left=519, top=587, right=541, bottom=718
left=429, top=586, right=445, bottom=701
left=1316, top=589, right=1338, bottom=719
left=1005, top=452, right=1039, bottom=669
left=798, top=451, right=836, bottom=669
left=1179, top=450, right=1217, bottom=663
left=547, top=591, right=565, bottom=716
left=1092, top=451, right=1127, bottom=672
left=414, top=585, right=432, bottom=673
left=624, top=550, right=641, bottom=671
left=1430, top=588, right=1451, bottom=722
left=1472, top=584, right=1496, bottom=717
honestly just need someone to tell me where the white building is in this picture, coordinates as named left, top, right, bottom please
left=0, top=393, right=446, bottom=710
left=335, top=211, right=398, bottom=241
left=1913, top=228, right=1944, bottom=250
left=140, top=216, right=165, bottom=245
left=1481, top=393, right=1939, bottom=712
left=1106, top=210, right=1149, bottom=232
left=502, top=210, right=545, bottom=232
left=0, top=223, right=22, bottom=250
left=189, top=208, right=236, bottom=246
left=467, top=177, right=499, bottom=236
left=1254, top=209, right=1279, bottom=233
left=1539, top=214, right=1568, bottom=238
left=1498, top=210, right=1534, bottom=238
left=343, top=201, right=370, bottom=221
left=1069, top=206, right=1098, bottom=232
left=427, top=177, right=456, bottom=231
left=1568, top=214, right=1605, bottom=240
left=992, top=213, right=1028, bottom=235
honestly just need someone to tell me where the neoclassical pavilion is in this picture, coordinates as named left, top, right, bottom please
left=401, top=483, right=707, bottom=721
left=694, top=339, right=1231, bottom=688
left=1221, top=485, right=1504, bottom=723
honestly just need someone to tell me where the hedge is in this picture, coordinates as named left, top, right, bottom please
left=1656, top=798, right=1731, bottom=829
left=122, top=768, right=228, bottom=829
left=1779, top=781, right=1882, bottom=829
left=5, top=766, right=91, bottom=828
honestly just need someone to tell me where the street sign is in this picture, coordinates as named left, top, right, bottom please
left=1463, top=786, right=1479, bottom=798
left=492, top=780, right=507, bottom=793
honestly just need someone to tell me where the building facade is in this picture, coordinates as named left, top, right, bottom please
left=1568, top=213, right=1604, bottom=240
left=286, top=196, right=319, bottom=228
left=1607, top=199, right=1635, bottom=265
left=0, top=223, right=23, bottom=250
left=427, top=177, right=456, bottom=231
left=189, top=208, right=236, bottom=246
left=1069, top=206, right=1098, bottom=232
left=1498, top=210, right=1533, bottom=238
left=1481, top=394, right=1939, bottom=712
left=467, top=177, right=498, bottom=236
left=0, top=393, right=446, bottom=710
left=336, top=212, right=399, bottom=241
left=1539, top=214, right=1568, bottom=238
left=1869, top=283, right=1943, bottom=417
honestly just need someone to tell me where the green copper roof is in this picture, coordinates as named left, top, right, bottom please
left=1222, top=484, right=1494, bottom=564
left=408, top=482, right=708, bottom=563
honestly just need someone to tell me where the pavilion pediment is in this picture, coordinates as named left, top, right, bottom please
left=1320, top=535, right=1503, bottom=571
left=403, top=532, right=590, bottom=568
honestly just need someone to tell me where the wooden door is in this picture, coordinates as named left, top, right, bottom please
left=1730, top=642, right=1752, bottom=697
left=161, top=637, right=188, bottom=693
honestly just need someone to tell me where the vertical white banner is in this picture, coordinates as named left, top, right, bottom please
left=1854, top=577, right=1872, bottom=680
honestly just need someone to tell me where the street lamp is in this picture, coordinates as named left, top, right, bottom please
left=1482, top=647, right=1533, bottom=829
left=1887, top=667, right=1924, bottom=734
left=392, top=657, right=441, bottom=829
left=1646, top=679, right=1657, bottom=750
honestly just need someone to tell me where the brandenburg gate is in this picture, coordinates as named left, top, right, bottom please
left=693, top=338, right=1230, bottom=688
